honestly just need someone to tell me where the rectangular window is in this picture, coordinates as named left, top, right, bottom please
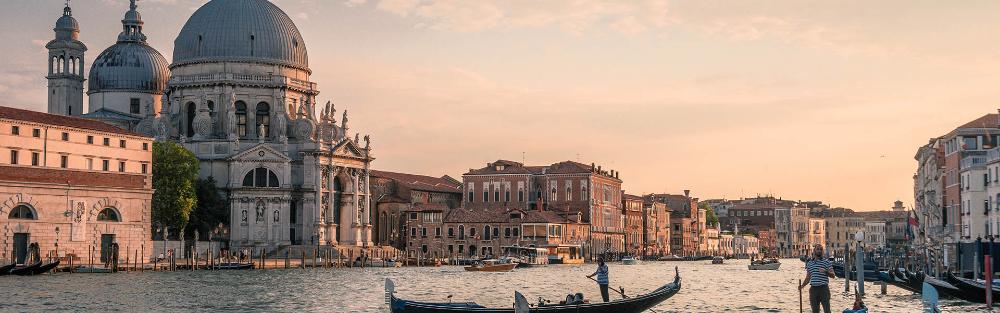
left=130, top=98, right=140, bottom=114
left=483, top=191, right=489, bottom=203
left=142, top=143, right=148, bottom=151
left=468, top=191, right=474, bottom=202
left=61, top=132, right=69, bottom=141
left=505, top=190, right=510, bottom=202
left=141, top=163, right=148, bottom=174
left=435, top=227, right=441, bottom=237
left=11, top=126, right=19, bottom=135
left=103, top=138, right=110, bottom=146
left=9, top=150, right=18, bottom=165
left=518, top=190, right=524, bottom=202
left=458, top=245, right=464, bottom=253
left=504, top=227, right=511, bottom=238
left=410, top=228, right=416, bottom=237
left=421, top=228, right=427, bottom=238
left=102, top=160, right=109, bottom=171
left=494, top=189, right=500, bottom=202
left=448, top=228, right=455, bottom=238
left=87, top=135, right=93, bottom=144
left=119, top=140, right=126, bottom=148
left=409, top=212, right=418, bottom=220
left=87, top=158, right=93, bottom=170
left=60, top=155, right=68, bottom=168
left=32, top=128, right=40, bottom=138
left=119, top=161, right=125, bottom=172
left=30, top=152, right=39, bottom=166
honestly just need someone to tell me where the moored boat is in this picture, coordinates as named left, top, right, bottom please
left=0, top=263, right=15, bottom=276
left=946, top=272, right=1000, bottom=304
left=711, top=256, right=724, bottom=264
left=73, top=266, right=114, bottom=273
left=387, top=267, right=682, bottom=313
left=464, top=259, right=517, bottom=272
left=659, top=255, right=684, bottom=261
left=9, top=262, right=42, bottom=276
left=213, top=262, right=254, bottom=270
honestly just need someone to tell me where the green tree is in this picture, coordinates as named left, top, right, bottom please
left=152, top=141, right=199, bottom=233
left=187, top=176, right=228, bottom=240
left=701, top=203, right=720, bottom=227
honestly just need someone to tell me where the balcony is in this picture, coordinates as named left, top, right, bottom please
left=169, top=73, right=318, bottom=91
left=960, top=151, right=988, bottom=170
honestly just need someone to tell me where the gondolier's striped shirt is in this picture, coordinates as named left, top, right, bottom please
left=805, top=259, right=832, bottom=286
left=595, top=264, right=609, bottom=285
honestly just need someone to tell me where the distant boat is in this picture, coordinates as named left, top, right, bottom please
left=387, top=267, right=683, bottom=313
left=213, top=262, right=254, bottom=270
left=748, top=258, right=781, bottom=270
left=711, top=256, right=724, bottom=264
left=11, top=260, right=59, bottom=276
left=622, top=255, right=639, bottom=265
left=73, top=266, right=114, bottom=273
left=659, top=255, right=685, bottom=261
left=464, top=259, right=517, bottom=272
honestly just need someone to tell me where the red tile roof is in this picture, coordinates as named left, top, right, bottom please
left=370, top=170, right=462, bottom=194
left=957, top=114, right=999, bottom=129
left=465, top=160, right=537, bottom=175
left=0, top=106, right=146, bottom=137
left=0, top=165, right=149, bottom=189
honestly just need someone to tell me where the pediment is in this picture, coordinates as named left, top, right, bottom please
left=331, top=139, right=367, bottom=159
left=228, top=144, right=292, bottom=163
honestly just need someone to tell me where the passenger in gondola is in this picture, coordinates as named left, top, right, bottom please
left=587, top=257, right=610, bottom=302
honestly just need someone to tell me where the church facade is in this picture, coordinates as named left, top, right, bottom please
left=44, top=0, right=376, bottom=250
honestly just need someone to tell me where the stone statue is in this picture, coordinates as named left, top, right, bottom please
left=364, top=134, right=370, bottom=150
left=255, top=200, right=265, bottom=223
left=273, top=111, right=287, bottom=143
left=354, top=133, right=360, bottom=145
left=341, top=110, right=349, bottom=133
left=327, top=101, right=337, bottom=124
left=257, top=123, right=266, bottom=143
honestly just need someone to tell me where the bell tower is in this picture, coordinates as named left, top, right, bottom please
left=46, top=1, right=87, bottom=116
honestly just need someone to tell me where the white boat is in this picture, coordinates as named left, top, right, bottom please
left=748, top=259, right=781, bottom=270
left=622, top=255, right=639, bottom=265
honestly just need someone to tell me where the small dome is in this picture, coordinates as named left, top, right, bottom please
left=88, top=43, right=170, bottom=95
left=172, top=0, right=309, bottom=71
left=54, top=5, right=79, bottom=41
left=56, top=14, right=78, bottom=31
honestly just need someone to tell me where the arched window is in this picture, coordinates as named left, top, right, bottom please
left=255, top=102, right=270, bottom=138
left=458, top=225, right=465, bottom=239
left=186, top=102, right=196, bottom=137
left=242, top=167, right=280, bottom=187
left=235, top=101, right=247, bottom=137
left=8, top=205, right=35, bottom=220
left=97, top=208, right=120, bottom=222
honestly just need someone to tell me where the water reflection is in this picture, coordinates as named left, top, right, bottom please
left=0, top=259, right=992, bottom=312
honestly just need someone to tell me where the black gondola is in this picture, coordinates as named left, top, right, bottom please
left=0, top=263, right=15, bottom=276
left=387, top=267, right=682, bottom=313
left=923, top=275, right=968, bottom=301
left=9, top=262, right=42, bottom=276
left=946, top=272, right=1000, bottom=304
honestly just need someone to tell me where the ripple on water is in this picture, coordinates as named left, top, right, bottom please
left=0, top=259, right=978, bottom=312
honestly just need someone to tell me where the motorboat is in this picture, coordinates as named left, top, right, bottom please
left=748, top=258, right=781, bottom=270
left=711, top=256, right=724, bottom=264
left=213, top=262, right=255, bottom=270
left=387, top=267, right=682, bottom=313
left=622, top=255, right=639, bottom=265
left=464, top=259, right=517, bottom=272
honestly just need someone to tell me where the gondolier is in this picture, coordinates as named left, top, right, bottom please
left=587, top=257, right=610, bottom=302
left=799, top=244, right=834, bottom=313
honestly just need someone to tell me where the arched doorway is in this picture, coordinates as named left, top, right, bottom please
left=332, top=177, right=343, bottom=242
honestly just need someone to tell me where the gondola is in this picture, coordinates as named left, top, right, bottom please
left=387, top=267, right=682, bottom=313
left=882, top=269, right=920, bottom=293
left=0, top=263, right=15, bottom=276
left=832, top=262, right=881, bottom=281
left=946, top=272, right=1000, bottom=304
left=213, top=262, right=254, bottom=270
left=9, top=262, right=42, bottom=276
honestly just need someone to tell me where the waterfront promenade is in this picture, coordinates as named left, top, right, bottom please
left=1, top=259, right=978, bottom=312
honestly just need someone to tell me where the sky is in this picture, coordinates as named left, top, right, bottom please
left=2, top=0, right=1000, bottom=212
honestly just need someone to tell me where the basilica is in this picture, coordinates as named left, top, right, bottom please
left=47, top=0, right=375, bottom=249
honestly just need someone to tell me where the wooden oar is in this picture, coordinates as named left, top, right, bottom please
left=799, top=279, right=803, bottom=313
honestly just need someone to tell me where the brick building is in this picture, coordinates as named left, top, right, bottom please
left=642, top=196, right=670, bottom=257
left=369, top=170, right=462, bottom=250
left=623, top=193, right=644, bottom=255
left=651, top=193, right=704, bottom=256
left=403, top=207, right=589, bottom=261
left=0, top=106, right=153, bottom=264
left=462, top=160, right=624, bottom=258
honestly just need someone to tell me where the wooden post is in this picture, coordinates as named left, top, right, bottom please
left=300, top=250, right=305, bottom=269
left=140, top=245, right=144, bottom=272
left=284, top=250, right=289, bottom=269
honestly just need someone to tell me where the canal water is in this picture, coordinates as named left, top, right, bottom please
left=1, top=258, right=992, bottom=312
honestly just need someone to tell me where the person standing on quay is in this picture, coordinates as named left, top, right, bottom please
left=587, top=257, right=610, bottom=302
left=799, top=244, right=835, bottom=313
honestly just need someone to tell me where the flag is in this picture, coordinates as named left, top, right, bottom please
left=906, top=210, right=918, bottom=240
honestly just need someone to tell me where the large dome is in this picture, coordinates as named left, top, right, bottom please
left=88, top=43, right=170, bottom=95
left=171, top=0, right=309, bottom=71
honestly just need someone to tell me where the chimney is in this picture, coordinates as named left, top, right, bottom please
left=615, top=171, right=619, bottom=179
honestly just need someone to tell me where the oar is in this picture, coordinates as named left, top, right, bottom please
left=799, top=279, right=804, bottom=313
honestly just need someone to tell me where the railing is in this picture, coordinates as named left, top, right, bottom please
left=169, top=73, right=317, bottom=90
left=960, top=151, right=988, bottom=170
left=989, top=147, right=1000, bottom=163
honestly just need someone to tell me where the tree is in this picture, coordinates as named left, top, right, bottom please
left=187, top=176, right=228, bottom=240
left=701, top=203, right=720, bottom=228
left=152, top=141, right=199, bottom=234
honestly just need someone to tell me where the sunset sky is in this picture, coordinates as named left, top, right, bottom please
left=3, top=0, right=1000, bottom=211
